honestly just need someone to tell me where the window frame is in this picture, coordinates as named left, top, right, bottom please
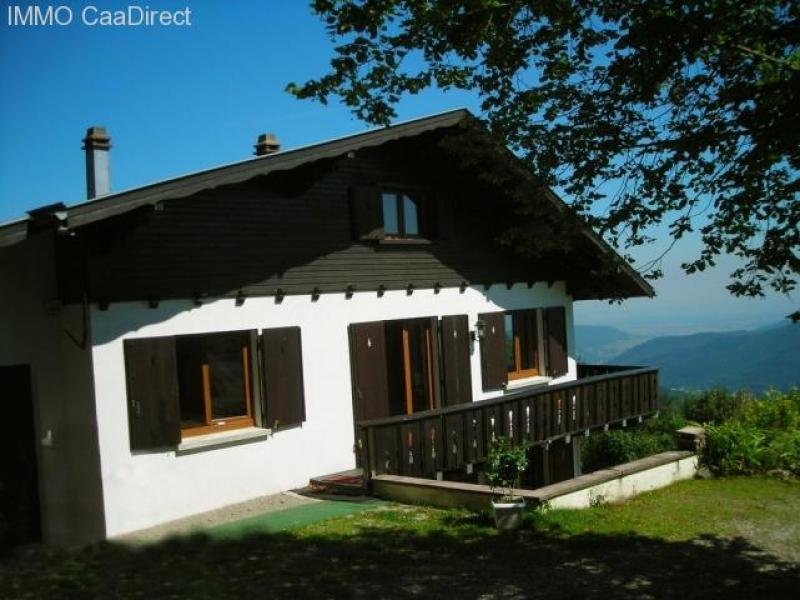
left=380, top=188, right=427, bottom=240
left=176, top=330, right=257, bottom=439
left=504, top=309, right=543, bottom=382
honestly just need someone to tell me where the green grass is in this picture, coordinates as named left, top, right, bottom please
left=2, top=478, right=799, bottom=599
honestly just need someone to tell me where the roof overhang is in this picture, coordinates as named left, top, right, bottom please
left=0, top=107, right=653, bottom=299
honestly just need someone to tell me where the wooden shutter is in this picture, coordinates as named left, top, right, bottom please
left=479, top=311, right=507, bottom=391
left=545, top=306, right=568, bottom=377
left=348, top=321, right=391, bottom=421
left=349, top=185, right=383, bottom=240
left=434, top=191, right=453, bottom=240
left=123, top=337, right=180, bottom=451
left=441, top=315, right=472, bottom=406
left=262, top=327, right=306, bottom=430
left=427, top=316, right=442, bottom=409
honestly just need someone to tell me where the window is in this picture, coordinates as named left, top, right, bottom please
left=385, top=318, right=438, bottom=415
left=123, top=327, right=307, bottom=451
left=504, top=311, right=541, bottom=381
left=176, top=331, right=254, bottom=437
left=479, top=307, right=567, bottom=391
left=381, top=192, right=421, bottom=238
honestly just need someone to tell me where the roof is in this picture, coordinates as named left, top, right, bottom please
left=0, top=108, right=653, bottom=298
left=0, top=109, right=470, bottom=246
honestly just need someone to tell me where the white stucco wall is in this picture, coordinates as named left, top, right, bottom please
left=90, top=281, right=576, bottom=536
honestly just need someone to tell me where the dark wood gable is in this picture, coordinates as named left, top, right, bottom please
left=74, top=136, right=564, bottom=305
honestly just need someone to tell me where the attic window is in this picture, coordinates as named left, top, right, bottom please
left=349, top=185, right=435, bottom=242
left=382, top=192, right=420, bottom=237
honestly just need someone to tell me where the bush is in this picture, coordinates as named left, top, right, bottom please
left=701, top=389, right=800, bottom=476
left=683, top=389, right=748, bottom=424
left=582, top=428, right=674, bottom=473
left=736, top=389, right=800, bottom=431
left=703, top=421, right=767, bottom=475
left=486, top=437, right=528, bottom=500
left=641, top=406, right=687, bottom=437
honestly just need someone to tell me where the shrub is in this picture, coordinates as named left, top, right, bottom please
left=582, top=428, right=673, bottom=473
left=486, top=437, right=529, bottom=500
left=641, top=406, right=687, bottom=437
left=701, top=389, right=800, bottom=476
left=683, top=389, right=748, bottom=424
left=703, top=421, right=766, bottom=475
left=737, top=388, right=800, bottom=431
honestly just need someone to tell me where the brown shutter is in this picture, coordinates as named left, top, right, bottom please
left=434, top=191, right=453, bottom=240
left=348, top=321, right=390, bottom=421
left=123, top=337, right=181, bottom=451
left=427, top=317, right=442, bottom=409
left=479, top=311, right=507, bottom=391
left=545, top=306, right=568, bottom=377
left=349, top=185, right=383, bottom=240
left=441, top=314, right=472, bottom=406
left=262, top=327, right=306, bottom=430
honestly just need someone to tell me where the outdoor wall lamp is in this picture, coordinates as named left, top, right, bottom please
left=471, top=319, right=485, bottom=341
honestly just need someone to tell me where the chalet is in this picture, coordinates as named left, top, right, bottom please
left=0, top=109, right=656, bottom=547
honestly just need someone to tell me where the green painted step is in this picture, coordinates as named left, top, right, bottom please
left=206, top=499, right=386, bottom=540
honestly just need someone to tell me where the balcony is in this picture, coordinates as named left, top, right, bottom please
left=355, top=365, right=659, bottom=482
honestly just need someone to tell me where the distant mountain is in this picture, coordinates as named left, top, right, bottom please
left=574, top=325, right=647, bottom=364
left=612, top=322, right=800, bottom=393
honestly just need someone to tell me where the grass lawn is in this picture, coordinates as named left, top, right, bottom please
left=2, top=477, right=798, bottom=599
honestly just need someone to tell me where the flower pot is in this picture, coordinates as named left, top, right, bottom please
left=491, top=498, right=526, bottom=530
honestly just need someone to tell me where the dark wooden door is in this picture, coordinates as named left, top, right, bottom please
left=0, top=365, right=41, bottom=550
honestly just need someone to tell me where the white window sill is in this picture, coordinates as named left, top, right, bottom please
left=504, top=375, right=551, bottom=391
left=175, top=427, right=271, bottom=456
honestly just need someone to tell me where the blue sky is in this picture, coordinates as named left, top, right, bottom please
left=1, top=1, right=795, bottom=334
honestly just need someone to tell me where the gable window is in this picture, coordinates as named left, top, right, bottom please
left=382, top=192, right=421, bottom=238
left=504, top=311, right=541, bottom=381
left=176, top=331, right=254, bottom=437
left=349, top=186, right=436, bottom=241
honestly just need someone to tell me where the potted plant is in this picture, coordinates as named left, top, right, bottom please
left=485, top=437, right=529, bottom=530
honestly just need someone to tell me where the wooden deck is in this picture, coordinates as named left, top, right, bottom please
left=355, top=365, right=659, bottom=482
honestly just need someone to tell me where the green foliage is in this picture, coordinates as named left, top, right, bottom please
left=641, top=406, right=687, bottom=436
left=704, top=421, right=768, bottom=476
left=291, top=1, right=800, bottom=299
left=485, top=437, right=528, bottom=500
left=737, top=388, right=800, bottom=430
left=683, top=389, right=748, bottom=425
left=701, top=389, right=800, bottom=476
left=582, top=426, right=675, bottom=473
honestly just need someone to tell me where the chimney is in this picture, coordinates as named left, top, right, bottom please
left=254, top=133, right=280, bottom=156
left=82, top=126, right=111, bottom=199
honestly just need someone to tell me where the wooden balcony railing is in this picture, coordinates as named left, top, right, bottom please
left=356, top=365, right=659, bottom=481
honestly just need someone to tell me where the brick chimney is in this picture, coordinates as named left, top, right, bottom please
left=82, top=126, right=111, bottom=199
left=254, top=133, right=280, bottom=156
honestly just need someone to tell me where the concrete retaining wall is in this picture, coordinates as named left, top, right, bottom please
left=372, top=450, right=699, bottom=513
